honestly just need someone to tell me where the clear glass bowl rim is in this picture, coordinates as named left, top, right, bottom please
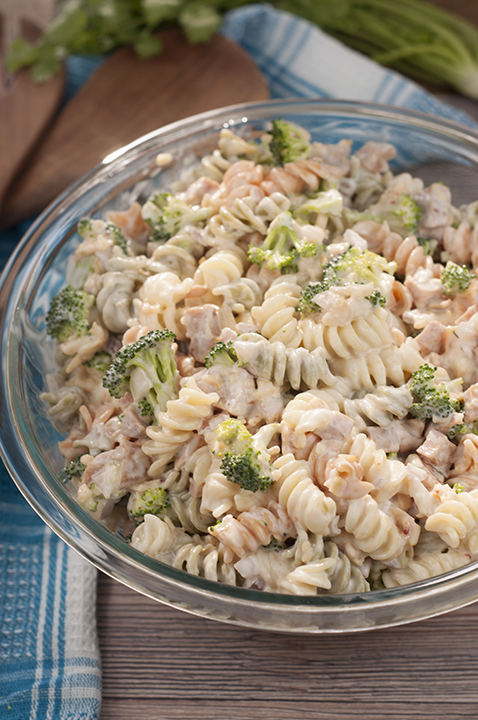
left=2, top=98, right=478, bottom=629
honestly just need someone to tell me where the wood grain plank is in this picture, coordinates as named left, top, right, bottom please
left=99, top=699, right=478, bottom=720
left=97, top=573, right=478, bottom=719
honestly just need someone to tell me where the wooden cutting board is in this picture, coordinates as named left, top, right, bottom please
left=1, top=28, right=268, bottom=228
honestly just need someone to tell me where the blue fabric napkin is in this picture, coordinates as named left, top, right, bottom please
left=1, top=4, right=477, bottom=718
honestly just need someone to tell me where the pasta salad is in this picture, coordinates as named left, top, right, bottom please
left=42, top=119, right=478, bottom=595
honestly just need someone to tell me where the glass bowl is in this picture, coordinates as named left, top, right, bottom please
left=2, top=99, right=478, bottom=634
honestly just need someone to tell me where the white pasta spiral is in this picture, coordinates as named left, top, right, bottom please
left=234, top=333, right=336, bottom=389
left=348, top=433, right=408, bottom=503
left=344, top=495, right=407, bottom=563
left=331, top=337, right=423, bottom=391
left=131, top=515, right=236, bottom=584
left=193, top=250, right=244, bottom=290
left=342, top=384, right=413, bottom=430
left=251, top=278, right=302, bottom=348
left=425, top=489, right=478, bottom=551
left=272, top=454, right=337, bottom=535
left=204, top=192, right=289, bottom=243
left=382, top=549, right=471, bottom=588
left=143, top=377, right=219, bottom=478
left=209, top=503, right=296, bottom=562
left=299, top=307, right=392, bottom=359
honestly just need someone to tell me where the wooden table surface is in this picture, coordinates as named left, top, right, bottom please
left=97, top=3, right=478, bottom=718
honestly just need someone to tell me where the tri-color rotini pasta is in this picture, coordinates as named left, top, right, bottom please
left=43, top=119, right=478, bottom=595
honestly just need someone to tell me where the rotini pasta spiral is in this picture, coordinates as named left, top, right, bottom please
left=234, top=333, right=336, bottom=389
left=134, top=271, right=194, bottom=340
left=143, top=377, right=219, bottom=478
left=251, top=278, right=302, bottom=348
left=193, top=250, right=244, bottom=290
left=299, top=307, right=392, bottom=358
left=344, top=495, right=408, bottom=564
left=425, top=489, right=478, bottom=552
left=282, top=389, right=352, bottom=439
left=330, top=337, right=423, bottom=391
left=131, top=515, right=236, bottom=584
left=382, top=549, right=471, bottom=588
left=272, top=454, right=337, bottom=535
left=347, top=433, right=408, bottom=503
left=204, top=192, right=290, bottom=244
left=342, top=384, right=413, bottom=431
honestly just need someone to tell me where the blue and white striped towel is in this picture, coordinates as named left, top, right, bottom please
left=1, top=3, right=476, bottom=718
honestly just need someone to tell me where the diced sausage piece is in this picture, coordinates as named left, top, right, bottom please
left=181, top=305, right=224, bottom=362
left=416, top=429, right=456, bottom=478
left=415, top=321, right=447, bottom=356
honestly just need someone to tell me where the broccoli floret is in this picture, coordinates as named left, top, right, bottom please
left=204, top=341, right=238, bottom=369
left=84, top=350, right=112, bottom=372
left=366, top=289, right=386, bottom=307
left=102, top=329, right=177, bottom=417
left=143, top=191, right=212, bottom=241
left=105, top=223, right=128, bottom=254
left=441, top=261, right=476, bottom=295
left=409, top=363, right=462, bottom=421
left=216, top=418, right=273, bottom=493
left=64, top=457, right=86, bottom=481
left=269, top=118, right=310, bottom=166
left=293, top=189, right=343, bottom=222
left=248, top=211, right=318, bottom=272
left=46, top=285, right=95, bottom=343
left=127, top=486, right=171, bottom=520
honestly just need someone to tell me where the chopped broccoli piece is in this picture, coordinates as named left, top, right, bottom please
left=68, top=256, right=96, bottom=290
left=264, top=538, right=284, bottom=550
left=248, top=211, right=318, bottom=272
left=216, top=418, right=273, bottom=493
left=127, top=486, right=171, bottom=520
left=448, top=420, right=478, bottom=441
left=137, top=397, right=154, bottom=418
left=366, top=289, right=386, bottom=307
left=453, top=483, right=464, bottom=494
left=46, top=285, right=95, bottom=343
left=84, top=350, right=112, bottom=372
left=323, top=246, right=395, bottom=287
left=204, top=341, right=238, bottom=368
left=296, top=280, right=330, bottom=316
left=409, top=363, right=462, bottom=421
left=64, top=457, right=86, bottom=480
left=416, top=237, right=437, bottom=257
left=269, top=118, right=310, bottom=166
left=346, top=193, right=421, bottom=236
left=106, top=223, right=128, bottom=254
left=441, top=261, right=475, bottom=295
left=391, top=194, right=421, bottom=234
left=77, top=218, right=92, bottom=239
left=297, top=247, right=393, bottom=316
left=294, top=189, right=343, bottom=222
left=143, top=191, right=212, bottom=241
left=102, top=329, right=177, bottom=417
